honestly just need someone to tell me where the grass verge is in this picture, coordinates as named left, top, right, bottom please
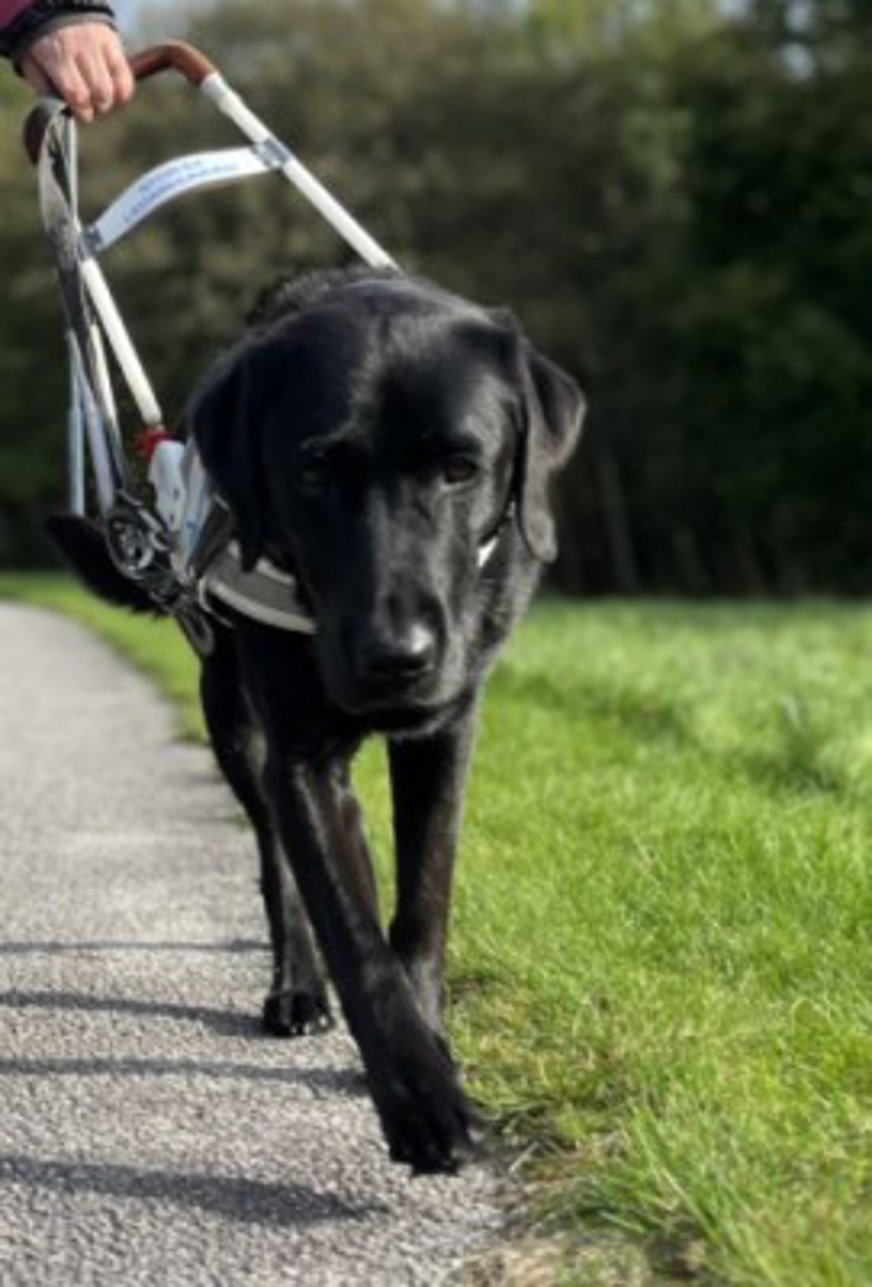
left=4, top=574, right=872, bottom=1285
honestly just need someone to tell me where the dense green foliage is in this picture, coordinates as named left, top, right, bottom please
left=1, top=0, right=870, bottom=594
left=7, top=577, right=872, bottom=1284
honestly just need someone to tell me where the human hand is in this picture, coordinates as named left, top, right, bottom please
left=20, top=22, right=133, bottom=123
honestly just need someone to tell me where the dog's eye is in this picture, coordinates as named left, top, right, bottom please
left=441, top=457, right=480, bottom=487
left=296, top=457, right=330, bottom=493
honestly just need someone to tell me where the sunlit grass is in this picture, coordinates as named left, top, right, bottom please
left=4, top=575, right=872, bottom=1284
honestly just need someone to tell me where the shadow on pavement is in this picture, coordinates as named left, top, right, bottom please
left=0, top=1154, right=384, bottom=1226
left=0, top=1050, right=367, bottom=1097
left=0, top=939, right=267, bottom=954
left=0, top=987, right=262, bottom=1038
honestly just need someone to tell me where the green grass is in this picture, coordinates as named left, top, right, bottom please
left=4, top=574, right=872, bottom=1285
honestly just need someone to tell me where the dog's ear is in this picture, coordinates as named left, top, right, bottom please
left=517, top=346, right=586, bottom=564
left=189, top=345, right=266, bottom=571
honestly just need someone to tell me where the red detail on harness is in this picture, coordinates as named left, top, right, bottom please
left=135, top=425, right=173, bottom=461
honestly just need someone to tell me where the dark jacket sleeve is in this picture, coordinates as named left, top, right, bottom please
left=0, top=1, right=116, bottom=64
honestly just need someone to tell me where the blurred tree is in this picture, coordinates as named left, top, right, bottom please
left=661, top=15, right=872, bottom=591
left=0, top=73, right=69, bottom=564
left=748, top=0, right=872, bottom=54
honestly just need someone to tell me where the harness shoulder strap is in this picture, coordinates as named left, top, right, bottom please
left=199, top=542, right=316, bottom=634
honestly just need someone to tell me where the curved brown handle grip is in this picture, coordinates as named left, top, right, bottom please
left=129, top=40, right=217, bottom=87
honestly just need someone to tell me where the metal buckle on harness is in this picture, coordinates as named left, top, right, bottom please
left=103, top=492, right=216, bottom=655
left=104, top=495, right=175, bottom=596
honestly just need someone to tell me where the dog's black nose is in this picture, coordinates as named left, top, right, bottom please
left=359, top=623, right=437, bottom=686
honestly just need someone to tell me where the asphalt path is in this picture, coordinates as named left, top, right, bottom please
left=0, top=602, right=505, bottom=1286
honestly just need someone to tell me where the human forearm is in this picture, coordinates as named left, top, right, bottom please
left=0, top=0, right=114, bottom=61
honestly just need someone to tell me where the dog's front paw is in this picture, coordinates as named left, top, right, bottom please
left=262, top=986, right=333, bottom=1037
left=373, top=1038, right=483, bottom=1174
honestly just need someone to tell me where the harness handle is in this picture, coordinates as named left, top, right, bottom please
left=129, top=41, right=217, bottom=87
left=22, top=41, right=217, bottom=162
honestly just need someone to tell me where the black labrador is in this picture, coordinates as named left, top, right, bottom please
left=48, top=268, right=584, bottom=1173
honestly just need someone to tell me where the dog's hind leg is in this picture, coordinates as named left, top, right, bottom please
left=388, top=696, right=479, bottom=1036
left=200, top=632, right=332, bottom=1036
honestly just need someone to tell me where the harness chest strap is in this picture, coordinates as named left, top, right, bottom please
left=200, top=542, right=316, bottom=634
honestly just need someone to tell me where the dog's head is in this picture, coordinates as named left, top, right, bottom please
left=192, top=273, right=583, bottom=725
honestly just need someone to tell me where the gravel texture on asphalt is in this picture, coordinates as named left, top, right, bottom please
left=0, top=602, right=506, bottom=1286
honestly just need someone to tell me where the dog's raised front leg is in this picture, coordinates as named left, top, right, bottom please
left=260, top=746, right=477, bottom=1172
left=200, top=635, right=330, bottom=1036
left=387, top=696, right=479, bottom=1036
